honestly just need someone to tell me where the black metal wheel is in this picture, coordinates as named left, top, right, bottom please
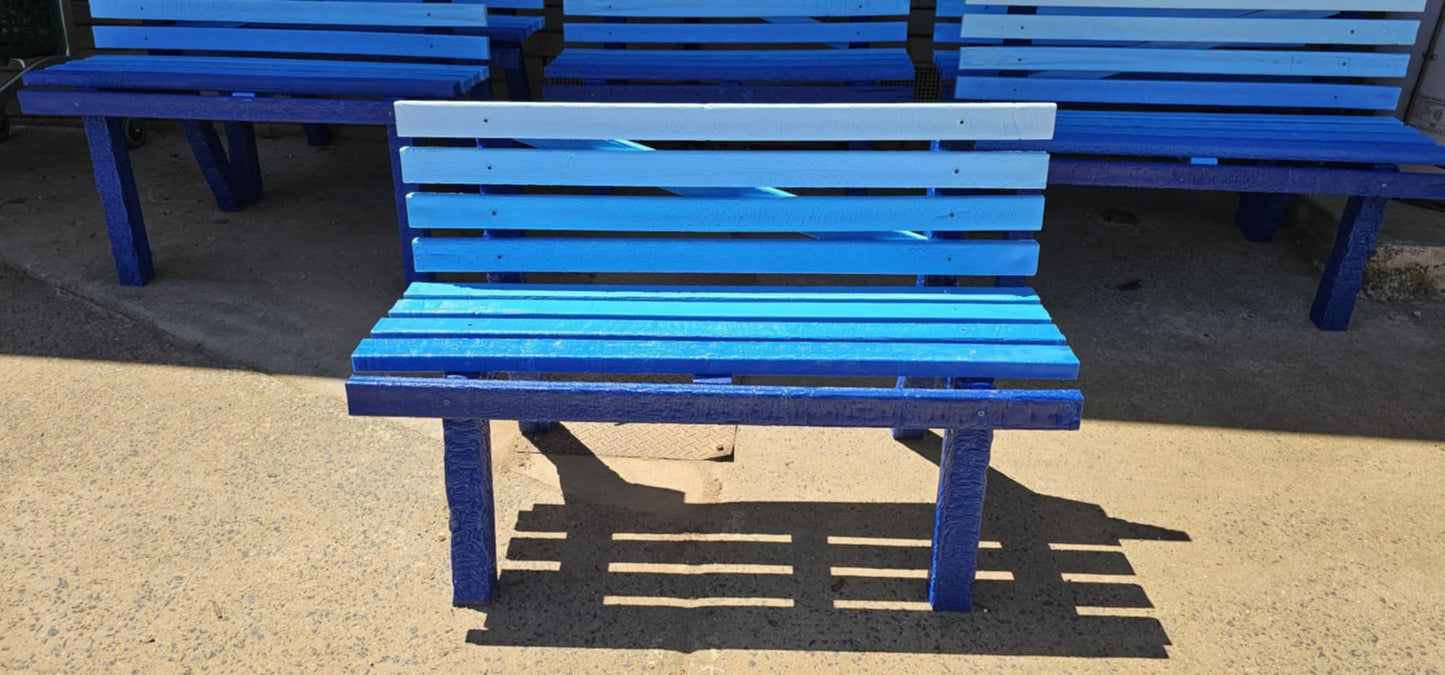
left=123, top=118, right=145, bottom=149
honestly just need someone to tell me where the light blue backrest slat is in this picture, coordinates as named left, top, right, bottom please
left=92, top=26, right=491, bottom=60
left=962, top=15, right=1420, bottom=45
left=957, top=76, right=1402, bottom=109
left=395, top=101, right=1054, bottom=278
left=394, top=102, right=1057, bottom=140
left=564, top=0, right=910, bottom=18
left=401, top=148, right=1049, bottom=189
left=957, top=46, right=1411, bottom=77
left=88, top=0, right=489, bottom=27
left=405, top=194, right=1048, bottom=232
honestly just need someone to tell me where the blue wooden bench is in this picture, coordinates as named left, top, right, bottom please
left=344, top=100, right=1082, bottom=612
left=935, top=0, right=1445, bottom=330
left=542, top=0, right=917, bottom=102
left=17, top=0, right=493, bottom=285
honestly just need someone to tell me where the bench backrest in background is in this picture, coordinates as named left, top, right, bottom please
left=950, top=0, right=1423, bottom=112
left=87, top=0, right=492, bottom=67
left=394, top=101, right=1056, bottom=280
left=560, top=0, right=911, bottom=52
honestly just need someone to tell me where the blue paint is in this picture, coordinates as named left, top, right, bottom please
left=1311, top=196, right=1389, bottom=331
left=442, top=417, right=497, bottom=606
left=82, top=116, right=154, bottom=287
left=929, top=426, right=993, bottom=612
left=388, top=125, right=430, bottom=284
left=224, top=121, right=263, bottom=206
left=178, top=120, right=243, bottom=213
left=1236, top=193, right=1294, bottom=242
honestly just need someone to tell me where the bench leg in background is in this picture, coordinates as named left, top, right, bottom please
left=224, top=122, right=264, bottom=206
left=83, top=116, right=154, bottom=286
left=1236, top=192, right=1295, bottom=242
left=505, top=66, right=531, bottom=102
left=893, top=270, right=958, bottom=440
left=178, top=120, right=244, bottom=213
left=388, top=124, right=432, bottom=283
left=443, top=418, right=498, bottom=605
left=929, top=427, right=994, bottom=612
left=1311, top=195, right=1388, bottom=331
left=302, top=124, right=330, bottom=147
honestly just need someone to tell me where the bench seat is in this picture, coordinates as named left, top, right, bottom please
left=351, top=283, right=1080, bottom=381
left=545, top=48, right=916, bottom=83
left=979, top=111, right=1445, bottom=166
left=26, top=55, right=488, bottom=99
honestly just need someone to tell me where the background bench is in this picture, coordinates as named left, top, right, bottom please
left=937, top=0, right=1445, bottom=331
left=345, top=100, right=1082, bottom=612
left=543, top=0, right=917, bottom=102
left=18, top=0, right=493, bottom=285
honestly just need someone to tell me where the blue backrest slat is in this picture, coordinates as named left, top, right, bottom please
left=394, top=101, right=1056, bottom=279
left=565, top=0, right=909, bottom=17
left=86, top=0, right=492, bottom=66
left=948, top=0, right=1424, bottom=112
left=560, top=0, right=910, bottom=49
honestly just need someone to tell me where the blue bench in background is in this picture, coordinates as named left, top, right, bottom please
left=345, top=100, right=1082, bottom=612
left=543, top=0, right=917, bottom=102
left=18, top=0, right=493, bottom=285
left=936, top=0, right=1445, bottom=330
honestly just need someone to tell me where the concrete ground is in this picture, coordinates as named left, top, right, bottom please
left=1, top=123, right=1443, bottom=672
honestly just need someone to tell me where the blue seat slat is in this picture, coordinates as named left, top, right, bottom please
left=27, top=57, right=484, bottom=97
left=369, top=316, right=1068, bottom=344
left=410, top=238, right=1042, bottom=277
left=44, top=55, right=485, bottom=78
left=405, top=194, right=1046, bottom=233
left=961, top=14, right=1419, bottom=45
left=956, top=76, right=1401, bottom=110
left=402, top=283, right=1045, bottom=303
left=386, top=295, right=1053, bottom=322
left=958, top=46, right=1410, bottom=78
left=400, top=148, right=1050, bottom=189
left=544, top=49, right=916, bottom=82
left=564, top=0, right=910, bottom=17
left=351, top=337, right=1080, bottom=380
left=88, top=0, right=489, bottom=27
left=91, top=26, right=491, bottom=61
left=563, top=22, right=908, bottom=44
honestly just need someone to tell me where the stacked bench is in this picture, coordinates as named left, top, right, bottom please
left=543, top=0, right=917, bottom=102
left=18, top=0, right=494, bottom=285
left=937, top=0, right=1445, bottom=330
left=345, top=100, right=1082, bottom=612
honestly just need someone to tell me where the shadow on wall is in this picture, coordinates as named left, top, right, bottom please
left=464, top=429, right=1190, bottom=657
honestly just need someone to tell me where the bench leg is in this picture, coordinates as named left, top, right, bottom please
left=224, top=122, right=264, bottom=206
left=178, top=120, right=244, bottom=213
left=443, top=418, right=498, bottom=605
left=302, top=123, right=330, bottom=147
left=388, top=124, right=432, bottom=283
left=505, top=66, right=531, bottom=102
left=83, top=116, right=154, bottom=286
left=1311, top=195, right=1388, bottom=331
left=929, top=427, right=993, bottom=612
left=1236, top=193, right=1294, bottom=242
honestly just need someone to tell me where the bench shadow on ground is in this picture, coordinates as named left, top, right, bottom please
left=466, top=428, right=1190, bottom=657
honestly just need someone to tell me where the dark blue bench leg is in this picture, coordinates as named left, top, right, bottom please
left=178, top=120, right=243, bottom=213
left=388, top=124, right=432, bottom=283
left=443, top=417, right=498, bottom=605
left=302, top=124, right=330, bottom=147
left=83, top=116, right=155, bottom=287
left=1311, top=195, right=1388, bottom=331
left=929, top=426, right=993, bottom=612
left=224, top=122, right=264, bottom=206
left=1236, top=192, right=1294, bottom=242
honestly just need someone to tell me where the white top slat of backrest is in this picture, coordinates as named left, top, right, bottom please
left=968, top=0, right=1425, bottom=9
left=395, top=102, right=1058, bottom=141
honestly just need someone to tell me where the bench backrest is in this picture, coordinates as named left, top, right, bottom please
left=393, top=101, right=1055, bottom=280
left=560, top=0, right=910, bottom=51
left=86, top=0, right=491, bottom=65
left=949, top=0, right=1424, bottom=112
